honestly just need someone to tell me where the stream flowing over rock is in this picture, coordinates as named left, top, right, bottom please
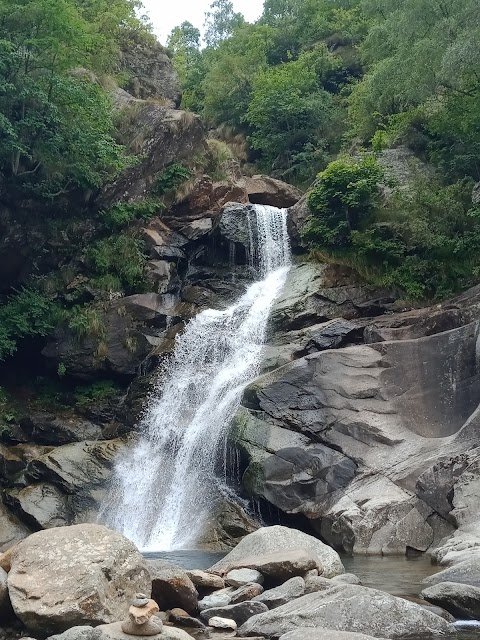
left=101, top=205, right=292, bottom=550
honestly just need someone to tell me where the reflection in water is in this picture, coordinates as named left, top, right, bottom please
left=343, top=554, right=441, bottom=597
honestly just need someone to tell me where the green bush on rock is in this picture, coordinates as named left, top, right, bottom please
left=304, top=156, right=480, bottom=300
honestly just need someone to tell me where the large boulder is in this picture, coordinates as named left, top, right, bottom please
left=423, top=557, right=480, bottom=588
left=253, top=576, right=306, bottom=609
left=214, top=549, right=318, bottom=582
left=8, top=524, right=150, bottom=634
left=209, top=526, right=344, bottom=579
left=279, top=631, right=388, bottom=640
left=119, top=35, right=181, bottom=105
left=99, top=107, right=206, bottom=206
left=199, top=601, right=268, bottom=626
left=421, top=581, right=480, bottom=619
left=146, top=559, right=198, bottom=614
left=245, top=175, right=302, bottom=208
left=239, top=584, right=454, bottom=639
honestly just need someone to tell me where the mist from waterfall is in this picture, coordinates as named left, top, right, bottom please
left=102, top=204, right=291, bottom=551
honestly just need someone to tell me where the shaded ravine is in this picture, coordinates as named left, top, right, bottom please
left=102, top=204, right=291, bottom=550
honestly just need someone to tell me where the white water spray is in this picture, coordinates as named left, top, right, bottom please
left=102, top=205, right=291, bottom=550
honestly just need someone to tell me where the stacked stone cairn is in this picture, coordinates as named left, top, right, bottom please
left=121, top=594, right=163, bottom=637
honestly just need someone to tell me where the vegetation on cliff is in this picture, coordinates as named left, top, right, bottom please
left=169, top=0, right=480, bottom=299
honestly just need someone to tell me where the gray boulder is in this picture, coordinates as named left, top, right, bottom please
left=5, top=483, right=70, bottom=529
left=0, top=503, right=29, bottom=552
left=8, top=524, right=150, bottom=634
left=217, top=549, right=317, bottom=582
left=423, top=557, right=480, bottom=588
left=146, top=559, right=198, bottom=614
left=198, top=589, right=234, bottom=611
left=200, top=601, right=268, bottom=626
left=48, top=628, right=105, bottom=640
left=280, top=630, right=388, bottom=640
left=422, top=581, right=480, bottom=619
left=226, top=568, right=264, bottom=587
left=332, top=574, right=362, bottom=586
left=97, top=622, right=195, bottom=640
left=209, top=526, right=344, bottom=579
left=253, top=576, right=305, bottom=609
left=186, top=570, right=225, bottom=590
left=245, top=175, right=302, bottom=208
left=239, top=584, right=454, bottom=639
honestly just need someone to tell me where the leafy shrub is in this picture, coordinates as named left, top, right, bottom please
left=305, top=156, right=385, bottom=245
left=74, top=380, right=120, bottom=408
left=68, top=306, right=105, bottom=340
left=0, top=288, right=61, bottom=360
left=305, top=165, right=480, bottom=300
left=0, top=387, right=17, bottom=436
left=88, top=234, right=147, bottom=289
left=101, top=199, right=163, bottom=229
left=153, top=163, right=193, bottom=196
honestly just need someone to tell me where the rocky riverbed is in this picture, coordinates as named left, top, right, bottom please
left=1, top=523, right=479, bottom=640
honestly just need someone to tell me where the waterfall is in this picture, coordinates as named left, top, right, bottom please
left=102, top=204, right=291, bottom=550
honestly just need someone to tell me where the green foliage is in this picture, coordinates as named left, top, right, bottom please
left=204, top=0, right=245, bottom=48
left=153, top=163, right=193, bottom=197
left=0, top=288, right=61, bottom=360
left=306, top=164, right=480, bottom=299
left=101, top=199, right=162, bottom=229
left=306, top=156, right=385, bottom=245
left=246, top=50, right=338, bottom=180
left=67, top=306, right=105, bottom=340
left=74, top=380, right=120, bottom=407
left=88, top=234, right=147, bottom=289
left=0, top=0, right=145, bottom=196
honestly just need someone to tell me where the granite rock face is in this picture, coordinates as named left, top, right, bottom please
left=234, top=260, right=480, bottom=557
left=239, top=584, right=455, bottom=639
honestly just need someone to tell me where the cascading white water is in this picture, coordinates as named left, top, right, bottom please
left=102, top=204, right=291, bottom=550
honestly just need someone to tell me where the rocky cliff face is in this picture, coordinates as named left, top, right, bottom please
left=233, top=255, right=480, bottom=558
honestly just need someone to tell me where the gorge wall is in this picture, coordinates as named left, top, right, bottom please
left=0, top=41, right=479, bottom=566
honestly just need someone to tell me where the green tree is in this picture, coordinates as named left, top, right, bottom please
left=204, top=0, right=245, bottom=48
left=245, top=50, right=337, bottom=179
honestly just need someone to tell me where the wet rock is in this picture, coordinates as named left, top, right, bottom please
left=209, top=526, right=344, bottom=579
left=186, top=570, right=225, bottom=591
left=207, top=617, right=237, bottom=631
left=245, top=176, right=302, bottom=208
left=239, top=584, right=454, bottom=639
left=4, top=483, right=70, bottom=529
left=26, top=439, right=125, bottom=495
left=226, top=568, right=264, bottom=587
left=8, top=524, right=150, bottom=634
left=287, top=195, right=310, bottom=250
left=146, top=261, right=180, bottom=294
left=0, top=444, right=24, bottom=478
left=422, top=581, right=480, bottom=619
left=19, top=414, right=103, bottom=445
left=200, top=601, right=268, bottom=626
left=253, top=576, right=305, bottom=609
left=147, top=559, right=198, bottom=614
left=219, top=203, right=254, bottom=248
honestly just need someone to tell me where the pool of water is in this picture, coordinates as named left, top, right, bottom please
left=144, top=549, right=227, bottom=570
left=343, top=554, right=441, bottom=598
left=144, top=549, right=480, bottom=640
